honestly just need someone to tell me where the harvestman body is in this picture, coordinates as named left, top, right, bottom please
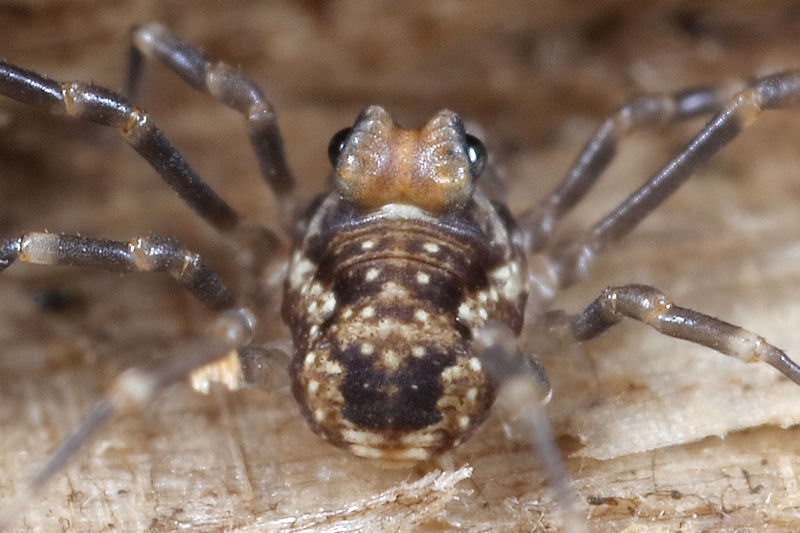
left=2, top=22, right=800, bottom=529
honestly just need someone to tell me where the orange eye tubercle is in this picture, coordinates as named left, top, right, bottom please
left=333, top=106, right=482, bottom=213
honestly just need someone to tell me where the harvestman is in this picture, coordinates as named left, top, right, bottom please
left=2, top=22, right=800, bottom=529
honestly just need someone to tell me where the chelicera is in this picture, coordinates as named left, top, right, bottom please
left=2, top=22, right=800, bottom=528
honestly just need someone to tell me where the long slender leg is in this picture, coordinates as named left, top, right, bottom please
left=0, top=232, right=261, bottom=529
left=0, top=60, right=240, bottom=232
left=0, top=231, right=279, bottom=391
left=541, top=284, right=800, bottom=385
left=518, top=84, right=737, bottom=252
left=473, top=323, right=585, bottom=533
left=547, top=71, right=800, bottom=287
left=0, top=232, right=236, bottom=310
left=127, top=23, right=295, bottom=206
left=0, top=306, right=256, bottom=532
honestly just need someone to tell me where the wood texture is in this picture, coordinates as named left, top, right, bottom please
left=2, top=1, right=800, bottom=531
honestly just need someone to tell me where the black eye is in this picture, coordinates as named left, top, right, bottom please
left=328, top=127, right=352, bottom=167
left=465, top=134, right=486, bottom=178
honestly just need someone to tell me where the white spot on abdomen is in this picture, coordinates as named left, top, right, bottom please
left=423, top=242, right=440, bottom=254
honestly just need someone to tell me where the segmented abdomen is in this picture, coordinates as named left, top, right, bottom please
left=283, top=195, right=527, bottom=463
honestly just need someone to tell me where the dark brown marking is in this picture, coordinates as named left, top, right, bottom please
left=332, top=342, right=456, bottom=431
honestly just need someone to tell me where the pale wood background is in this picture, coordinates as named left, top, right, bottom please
left=2, top=1, right=800, bottom=531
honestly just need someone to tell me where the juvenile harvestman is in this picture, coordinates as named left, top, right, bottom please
left=2, top=22, right=800, bottom=530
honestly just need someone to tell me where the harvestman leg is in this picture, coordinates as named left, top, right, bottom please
left=127, top=22, right=296, bottom=224
left=473, top=323, right=586, bottom=533
left=548, top=71, right=800, bottom=287
left=0, top=232, right=259, bottom=529
left=562, top=284, right=800, bottom=385
left=531, top=72, right=800, bottom=385
left=512, top=73, right=800, bottom=527
left=0, top=60, right=240, bottom=232
left=517, top=284, right=800, bottom=528
left=0, top=55, right=287, bottom=382
left=0, top=233, right=236, bottom=309
left=519, top=83, right=738, bottom=252
left=0, top=34, right=293, bottom=527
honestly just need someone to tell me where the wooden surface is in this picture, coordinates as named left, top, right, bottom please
left=3, top=1, right=800, bottom=531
